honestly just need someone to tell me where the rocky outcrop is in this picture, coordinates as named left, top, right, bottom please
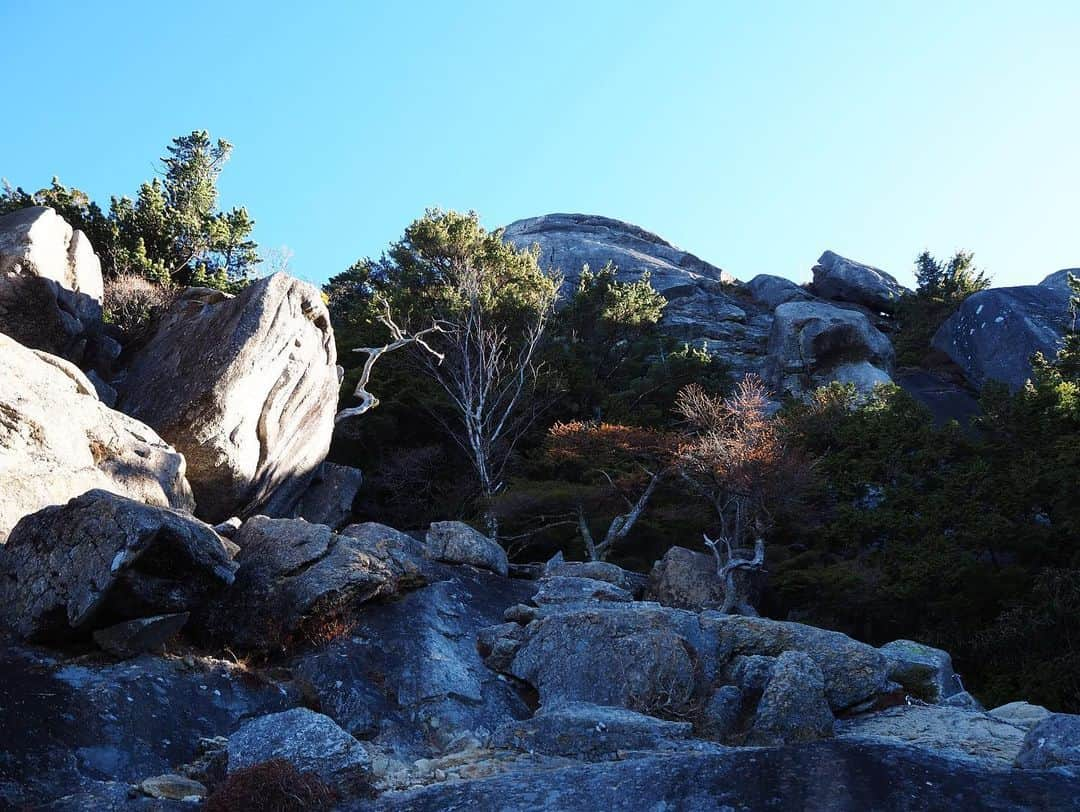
left=292, top=461, right=362, bottom=529
left=645, top=545, right=724, bottom=610
left=426, top=520, right=509, bottom=576
left=207, top=517, right=432, bottom=651
left=0, top=206, right=105, bottom=363
left=118, top=273, right=339, bottom=523
left=0, top=490, right=235, bottom=641
left=92, top=612, right=190, bottom=658
left=708, top=613, right=888, bottom=710
left=502, top=213, right=734, bottom=297
left=0, top=332, right=193, bottom=541
left=766, top=300, right=895, bottom=398
left=811, top=251, right=909, bottom=313
left=932, top=282, right=1071, bottom=390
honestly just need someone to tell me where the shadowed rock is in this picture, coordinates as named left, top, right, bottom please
left=748, top=651, right=834, bottom=745
left=426, top=521, right=508, bottom=576
left=118, top=273, right=339, bottom=523
left=0, top=206, right=104, bottom=363
left=932, top=282, right=1071, bottom=390
left=208, top=517, right=432, bottom=651
left=0, top=490, right=235, bottom=641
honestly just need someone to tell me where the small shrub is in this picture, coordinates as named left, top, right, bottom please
left=204, top=759, right=337, bottom=812
left=102, top=273, right=178, bottom=344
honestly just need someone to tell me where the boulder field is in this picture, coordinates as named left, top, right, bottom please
left=0, top=207, right=1078, bottom=809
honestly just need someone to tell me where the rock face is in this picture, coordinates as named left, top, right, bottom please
left=292, top=461, right=362, bottom=529
left=932, top=283, right=1071, bottom=390
left=0, top=643, right=296, bottom=808
left=811, top=251, right=909, bottom=313
left=502, top=214, right=759, bottom=372
left=92, top=612, right=190, bottom=658
left=370, top=740, right=1080, bottom=811
left=426, top=521, right=509, bottom=576
left=645, top=545, right=725, bottom=610
left=118, top=273, right=339, bottom=523
left=766, top=300, right=895, bottom=398
left=502, top=213, right=735, bottom=296
left=227, top=708, right=371, bottom=786
left=0, top=490, right=236, bottom=641
left=0, top=206, right=104, bottom=362
left=0, top=332, right=193, bottom=542
left=208, top=517, right=432, bottom=651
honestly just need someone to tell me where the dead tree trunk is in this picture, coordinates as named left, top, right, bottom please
left=704, top=534, right=766, bottom=615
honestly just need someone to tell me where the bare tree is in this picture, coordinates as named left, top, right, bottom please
left=335, top=297, right=445, bottom=422
left=419, top=263, right=557, bottom=541
left=676, top=375, right=811, bottom=614
left=547, top=421, right=676, bottom=562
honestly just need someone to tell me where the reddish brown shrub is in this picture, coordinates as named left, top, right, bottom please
left=203, top=759, right=337, bottom=812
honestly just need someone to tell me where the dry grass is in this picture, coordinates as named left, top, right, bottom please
left=204, top=759, right=338, bottom=812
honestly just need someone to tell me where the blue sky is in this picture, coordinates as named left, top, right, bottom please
left=2, top=1, right=1077, bottom=288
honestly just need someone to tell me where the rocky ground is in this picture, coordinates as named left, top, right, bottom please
left=1, top=206, right=1078, bottom=809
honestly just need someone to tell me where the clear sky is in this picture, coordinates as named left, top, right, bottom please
left=2, top=1, right=1077, bottom=288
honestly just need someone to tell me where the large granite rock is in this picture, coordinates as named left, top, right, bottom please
left=0, top=490, right=235, bottom=641
left=766, top=299, right=895, bottom=398
left=812, top=250, right=909, bottom=313
left=0, top=332, right=193, bottom=542
left=706, top=613, right=888, bottom=710
left=1039, top=268, right=1079, bottom=295
left=748, top=650, right=834, bottom=745
left=507, top=603, right=720, bottom=715
left=645, top=545, right=725, bottom=610
left=932, top=283, right=1071, bottom=390
left=502, top=213, right=734, bottom=297
left=207, top=517, right=432, bottom=651
left=0, top=206, right=104, bottom=362
left=226, top=708, right=371, bottom=787
left=426, top=521, right=508, bottom=576
left=118, top=273, right=339, bottom=523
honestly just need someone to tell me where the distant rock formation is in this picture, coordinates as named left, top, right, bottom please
left=118, top=274, right=339, bottom=523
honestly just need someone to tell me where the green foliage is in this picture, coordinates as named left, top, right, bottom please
left=1, top=130, right=258, bottom=291
left=894, top=250, right=992, bottom=367
left=776, top=318, right=1080, bottom=711
left=548, top=263, right=727, bottom=424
